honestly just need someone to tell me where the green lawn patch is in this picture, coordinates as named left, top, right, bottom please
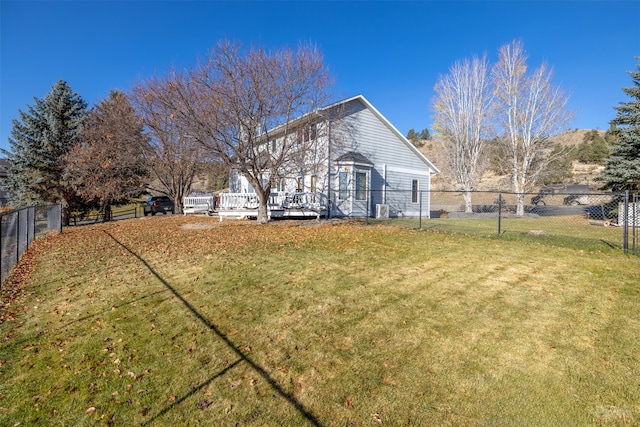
left=1, top=216, right=639, bottom=426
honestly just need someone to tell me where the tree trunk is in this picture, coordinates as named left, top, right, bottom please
left=462, top=190, right=473, bottom=213
left=173, top=195, right=182, bottom=215
left=103, top=204, right=112, bottom=222
left=516, top=192, right=525, bottom=216
left=256, top=189, right=269, bottom=224
left=61, top=206, right=71, bottom=227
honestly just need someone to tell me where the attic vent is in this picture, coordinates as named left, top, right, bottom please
left=376, top=204, right=389, bottom=219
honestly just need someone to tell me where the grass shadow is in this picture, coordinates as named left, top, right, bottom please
left=104, top=231, right=322, bottom=426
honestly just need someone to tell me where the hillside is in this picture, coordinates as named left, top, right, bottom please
left=419, top=129, right=607, bottom=192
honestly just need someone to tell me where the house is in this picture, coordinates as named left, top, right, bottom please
left=218, top=94, right=439, bottom=219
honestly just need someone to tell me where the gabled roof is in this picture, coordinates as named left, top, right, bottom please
left=321, top=95, right=440, bottom=174
left=335, top=151, right=374, bottom=167
left=258, top=94, right=439, bottom=174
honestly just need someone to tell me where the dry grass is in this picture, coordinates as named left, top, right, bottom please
left=1, top=215, right=639, bottom=426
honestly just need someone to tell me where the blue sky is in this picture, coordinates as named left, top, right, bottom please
left=1, top=1, right=639, bottom=153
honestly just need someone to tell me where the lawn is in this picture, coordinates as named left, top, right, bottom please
left=1, top=215, right=639, bottom=426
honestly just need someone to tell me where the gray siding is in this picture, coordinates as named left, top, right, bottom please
left=335, top=98, right=435, bottom=217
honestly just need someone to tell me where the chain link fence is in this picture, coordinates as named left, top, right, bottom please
left=70, top=205, right=143, bottom=226
left=363, top=189, right=638, bottom=255
left=1, top=204, right=62, bottom=286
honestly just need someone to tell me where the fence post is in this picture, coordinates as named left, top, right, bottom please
left=419, top=190, right=423, bottom=230
left=366, top=197, right=369, bottom=225
left=623, top=191, right=629, bottom=254
left=633, top=194, right=638, bottom=256
left=498, top=193, right=502, bottom=236
left=16, top=208, right=20, bottom=266
left=29, top=206, right=35, bottom=248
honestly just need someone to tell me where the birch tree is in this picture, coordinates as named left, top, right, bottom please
left=492, top=40, right=573, bottom=215
left=173, top=41, right=333, bottom=223
left=433, top=54, right=492, bottom=212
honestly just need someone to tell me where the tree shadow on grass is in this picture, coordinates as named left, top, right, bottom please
left=104, top=231, right=322, bottom=426
left=61, top=288, right=171, bottom=328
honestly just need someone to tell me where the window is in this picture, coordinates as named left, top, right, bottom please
left=356, top=172, right=367, bottom=201
left=297, top=177, right=303, bottom=192
left=297, top=124, right=317, bottom=143
left=412, top=180, right=419, bottom=203
left=338, top=171, right=348, bottom=200
left=310, top=175, right=317, bottom=193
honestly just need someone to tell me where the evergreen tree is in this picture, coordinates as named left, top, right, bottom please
left=604, top=123, right=619, bottom=144
left=1, top=80, right=87, bottom=224
left=576, top=130, right=609, bottom=164
left=406, top=128, right=419, bottom=143
left=600, top=58, right=640, bottom=192
left=419, top=128, right=431, bottom=140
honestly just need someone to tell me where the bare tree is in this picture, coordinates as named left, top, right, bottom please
left=433, top=54, right=493, bottom=212
left=492, top=40, right=573, bottom=215
left=131, top=72, right=209, bottom=214
left=66, top=90, right=149, bottom=220
left=167, top=41, right=333, bottom=223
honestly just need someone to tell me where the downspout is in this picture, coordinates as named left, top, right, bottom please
left=383, top=163, right=387, bottom=205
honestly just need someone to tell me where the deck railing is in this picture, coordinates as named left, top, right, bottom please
left=183, top=196, right=216, bottom=214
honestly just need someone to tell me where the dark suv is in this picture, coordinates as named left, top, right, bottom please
left=143, top=196, right=174, bottom=216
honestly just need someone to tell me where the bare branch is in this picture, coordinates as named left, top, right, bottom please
left=492, top=40, right=574, bottom=215
left=433, top=53, right=493, bottom=212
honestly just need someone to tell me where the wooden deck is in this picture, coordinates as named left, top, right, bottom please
left=217, top=206, right=327, bottom=220
left=191, top=192, right=328, bottom=221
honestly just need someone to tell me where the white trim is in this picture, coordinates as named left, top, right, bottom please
left=411, top=179, right=419, bottom=204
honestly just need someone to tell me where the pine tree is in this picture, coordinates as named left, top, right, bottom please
left=406, top=128, right=419, bottom=143
left=1, top=80, right=87, bottom=224
left=576, top=130, right=609, bottom=164
left=419, top=128, right=431, bottom=141
left=600, top=58, right=640, bottom=192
